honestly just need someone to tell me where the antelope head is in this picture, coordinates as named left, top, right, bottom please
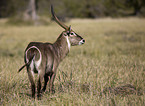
left=51, top=5, right=85, bottom=46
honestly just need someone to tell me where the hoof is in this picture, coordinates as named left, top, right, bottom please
left=37, top=94, right=42, bottom=100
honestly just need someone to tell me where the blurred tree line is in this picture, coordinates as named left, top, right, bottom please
left=0, top=0, right=145, bottom=19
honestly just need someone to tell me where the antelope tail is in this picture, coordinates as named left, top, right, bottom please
left=18, top=55, right=35, bottom=73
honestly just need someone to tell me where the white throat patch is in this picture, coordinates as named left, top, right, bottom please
left=65, top=36, right=71, bottom=51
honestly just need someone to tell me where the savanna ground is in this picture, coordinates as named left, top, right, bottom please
left=0, top=18, right=145, bottom=105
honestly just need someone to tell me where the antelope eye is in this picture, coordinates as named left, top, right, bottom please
left=70, top=32, right=74, bottom=35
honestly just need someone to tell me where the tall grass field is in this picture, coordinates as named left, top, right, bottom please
left=0, top=18, right=145, bottom=105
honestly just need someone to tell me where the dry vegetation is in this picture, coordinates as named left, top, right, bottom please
left=0, top=18, right=145, bottom=105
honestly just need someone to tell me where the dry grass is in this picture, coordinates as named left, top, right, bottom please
left=0, top=18, right=145, bottom=105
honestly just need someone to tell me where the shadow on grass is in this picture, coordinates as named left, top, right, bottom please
left=100, top=84, right=143, bottom=97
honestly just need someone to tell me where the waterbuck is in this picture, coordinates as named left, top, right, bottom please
left=18, top=6, right=85, bottom=99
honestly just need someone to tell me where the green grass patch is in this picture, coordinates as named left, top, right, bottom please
left=6, top=16, right=50, bottom=26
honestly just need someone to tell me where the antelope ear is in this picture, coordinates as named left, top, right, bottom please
left=65, top=25, right=71, bottom=36
left=68, top=25, right=71, bottom=32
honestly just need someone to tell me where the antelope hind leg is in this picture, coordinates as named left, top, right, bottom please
left=37, top=70, right=45, bottom=99
left=27, top=68, right=36, bottom=98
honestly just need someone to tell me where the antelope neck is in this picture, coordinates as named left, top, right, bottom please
left=53, top=32, right=70, bottom=61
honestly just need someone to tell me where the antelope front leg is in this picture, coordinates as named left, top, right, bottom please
left=49, top=73, right=56, bottom=94
left=42, top=74, right=49, bottom=92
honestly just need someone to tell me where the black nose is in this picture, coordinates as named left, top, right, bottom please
left=82, top=39, right=85, bottom=43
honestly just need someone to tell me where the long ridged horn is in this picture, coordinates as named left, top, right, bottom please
left=51, top=5, right=68, bottom=30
